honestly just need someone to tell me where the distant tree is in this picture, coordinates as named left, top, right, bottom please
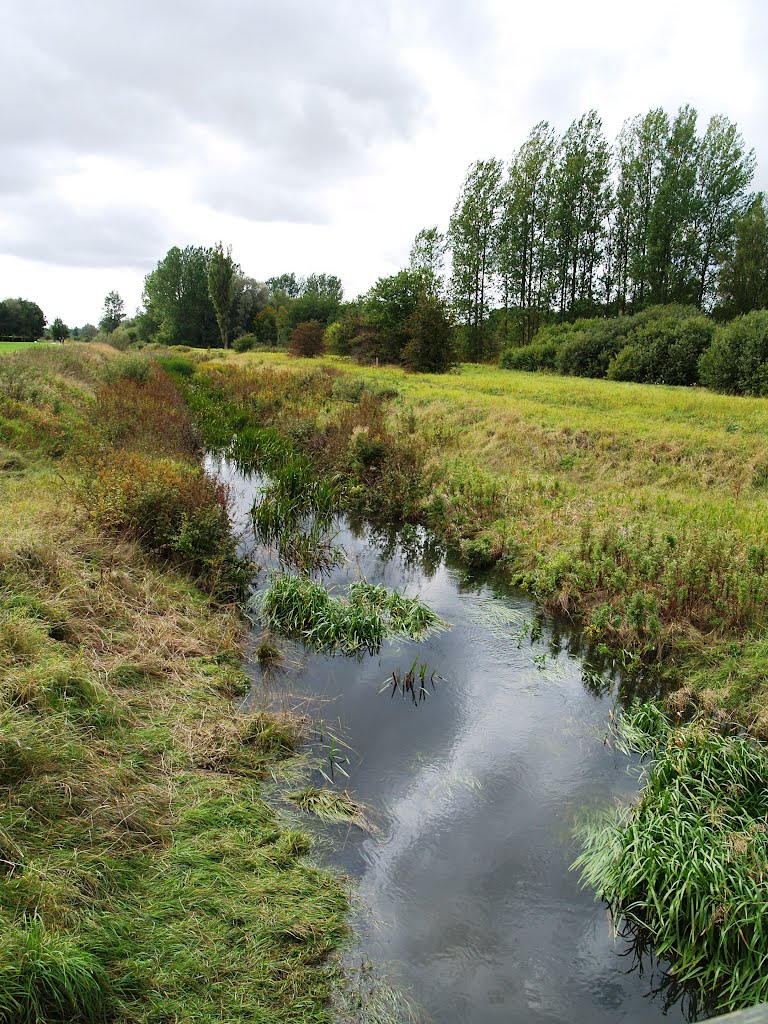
left=362, top=269, right=425, bottom=363
left=718, top=193, right=768, bottom=316
left=207, top=242, right=240, bottom=349
left=0, top=298, right=46, bottom=340
left=143, top=246, right=217, bottom=347
left=401, top=295, right=456, bottom=373
left=409, top=226, right=445, bottom=297
left=253, top=307, right=279, bottom=346
left=232, top=277, right=269, bottom=337
left=99, top=291, right=126, bottom=333
left=49, top=318, right=69, bottom=343
left=286, top=273, right=343, bottom=328
left=692, top=115, right=755, bottom=308
left=288, top=319, right=325, bottom=357
left=449, top=158, right=504, bottom=360
left=267, top=273, right=302, bottom=301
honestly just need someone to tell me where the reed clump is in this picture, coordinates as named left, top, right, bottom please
left=257, top=574, right=445, bottom=656
left=574, top=701, right=768, bottom=1014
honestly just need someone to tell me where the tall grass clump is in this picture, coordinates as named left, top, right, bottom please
left=574, top=701, right=768, bottom=1014
left=257, top=574, right=445, bottom=656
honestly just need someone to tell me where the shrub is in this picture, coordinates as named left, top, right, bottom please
left=699, top=311, right=768, bottom=396
left=556, top=325, right=624, bottom=378
left=87, top=451, right=249, bottom=600
left=288, top=320, right=325, bottom=358
left=607, top=314, right=714, bottom=385
left=400, top=296, right=456, bottom=373
left=232, top=332, right=258, bottom=352
left=499, top=340, right=559, bottom=372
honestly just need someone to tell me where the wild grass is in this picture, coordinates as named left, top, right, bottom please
left=574, top=701, right=768, bottom=1014
left=0, top=347, right=351, bottom=1024
left=191, top=351, right=768, bottom=726
left=288, top=786, right=372, bottom=829
left=256, top=574, right=445, bottom=656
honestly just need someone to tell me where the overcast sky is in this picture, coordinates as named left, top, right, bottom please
left=2, top=0, right=767, bottom=326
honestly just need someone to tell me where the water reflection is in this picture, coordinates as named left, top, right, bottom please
left=208, top=456, right=691, bottom=1024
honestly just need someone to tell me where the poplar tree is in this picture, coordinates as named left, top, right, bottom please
left=718, top=193, right=768, bottom=315
left=448, top=159, right=504, bottom=360
left=207, top=243, right=239, bottom=350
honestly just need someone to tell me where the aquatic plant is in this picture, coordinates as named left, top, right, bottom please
left=256, top=574, right=446, bottom=656
left=383, top=657, right=441, bottom=705
left=287, top=786, right=372, bottom=829
left=574, top=700, right=768, bottom=1013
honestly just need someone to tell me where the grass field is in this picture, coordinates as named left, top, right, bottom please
left=0, top=341, right=44, bottom=352
left=195, top=351, right=768, bottom=729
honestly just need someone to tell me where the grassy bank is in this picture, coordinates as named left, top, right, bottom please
left=0, top=345, right=348, bottom=1024
left=183, top=351, right=768, bottom=730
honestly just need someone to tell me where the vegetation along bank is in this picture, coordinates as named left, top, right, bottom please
left=0, top=344, right=350, bottom=1024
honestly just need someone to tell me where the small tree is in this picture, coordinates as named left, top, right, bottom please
left=401, top=296, right=456, bottom=373
left=49, top=318, right=69, bottom=344
left=207, top=242, right=239, bottom=349
left=288, top=319, right=325, bottom=358
left=100, top=291, right=125, bottom=333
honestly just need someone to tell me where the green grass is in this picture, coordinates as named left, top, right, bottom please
left=574, top=702, right=768, bottom=1015
left=0, top=342, right=44, bottom=353
left=0, top=346, right=351, bottom=1024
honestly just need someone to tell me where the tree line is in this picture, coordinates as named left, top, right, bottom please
left=447, top=105, right=764, bottom=358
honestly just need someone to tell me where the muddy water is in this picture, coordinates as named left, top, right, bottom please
left=213, top=458, right=682, bottom=1024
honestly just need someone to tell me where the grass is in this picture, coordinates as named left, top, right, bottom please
left=0, top=345, right=351, bottom=1024
left=0, top=342, right=44, bottom=353
left=256, top=574, right=445, bottom=656
left=186, top=351, right=768, bottom=731
left=573, top=701, right=768, bottom=1015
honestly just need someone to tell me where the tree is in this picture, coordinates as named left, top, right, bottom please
left=207, top=242, right=240, bottom=349
left=99, top=291, right=125, bottom=333
left=49, top=318, right=69, bottom=343
left=498, top=124, right=557, bottom=343
left=232, top=277, right=269, bottom=337
left=401, top=295, right=456, bottom=373
left=409, top=226, right=445, bottom=297
left=718, top=193, right=768, bottom=316
left=362, top=269, right=425, bottom=364
left=449, top=157, right=504, bottom=359
left=692, top=115, right=755, bottom=308
left=0, top=298, right=46, bottom=341
left=286, top=273, right=343, bottom=328
left=143, top=246, right=218, bottom=347
left=288, top=320, right=325, bottom=357
left=552, top=111, right=612, bottom=319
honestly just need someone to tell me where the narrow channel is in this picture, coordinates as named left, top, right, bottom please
left=213, top=456, right=683, bottom=1024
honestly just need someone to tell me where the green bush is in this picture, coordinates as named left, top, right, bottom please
left=607, top=314, right=714, bottom=385
left=699, top=311, right=768, bottom=396
left=499, top=340, right=559, bottom=372
left=556, top=324, right=624, bottom=378
left=232, top=332, right=258, bottom=352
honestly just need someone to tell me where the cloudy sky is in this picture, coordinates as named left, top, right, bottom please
left=2, top=0, right=767, bottom=326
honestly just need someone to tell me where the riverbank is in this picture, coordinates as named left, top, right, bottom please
left=189, top=351, right=768, bottom=731
left=0, top=345, right=348, bottom=1024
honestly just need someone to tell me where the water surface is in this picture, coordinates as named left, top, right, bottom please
left=214, top=458, right=681, bottom=1024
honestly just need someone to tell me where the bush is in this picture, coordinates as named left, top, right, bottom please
left=499, top=340, right=559, bottom=372
left=699, top=311, right=768, bottom=396
left=87, top=451, right=249, bottom=600
left=607, top=314, right=714, bottom=385
left=556, top=325, right=624, bottom=378
left=288, top=320, right=325, bottom=358
left=232, top=332, right=258, bottom=352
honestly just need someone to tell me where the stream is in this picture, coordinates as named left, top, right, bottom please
left=212, top=456, right=686, bottom=1024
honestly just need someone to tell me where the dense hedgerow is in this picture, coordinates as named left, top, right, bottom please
left=699, top=311, right=768, bottom=395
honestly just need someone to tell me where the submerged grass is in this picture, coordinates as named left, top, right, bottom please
left=574, top=701, right=768, bottom=1014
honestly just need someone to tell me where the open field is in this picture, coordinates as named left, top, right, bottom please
left=0, top=341, right=44, bottom=352
left=199, top=352, right=768, bottom=728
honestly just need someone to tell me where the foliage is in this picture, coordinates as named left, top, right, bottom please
left=0, top=297, right=46, bottom=341
left=400, top=295, right=456, bottom=373
left=574, top=704, right=768, bottom=1013
left=49, top=317, right=69, bottom=343
left=99, top=290, right=126, bottom=334
left=499, top=340, right=558, bottom=371
left=207, top=242, right=239, bottom=349
left=699, top=310, right=768, bottom=395
left=143, top=245, right=218, bottom=347
left=718, top=193, right=768, bottom=317
left=606, top=313, right=714, bottom=385
left=288, top=319, right=325, bottom=358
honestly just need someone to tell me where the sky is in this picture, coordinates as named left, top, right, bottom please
left=2, top=0, right=767, bottom=326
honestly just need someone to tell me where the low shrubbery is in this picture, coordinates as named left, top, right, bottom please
left=699, top=310, right=768, bottom=396
left=499, top=305, right=716, bottom=387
